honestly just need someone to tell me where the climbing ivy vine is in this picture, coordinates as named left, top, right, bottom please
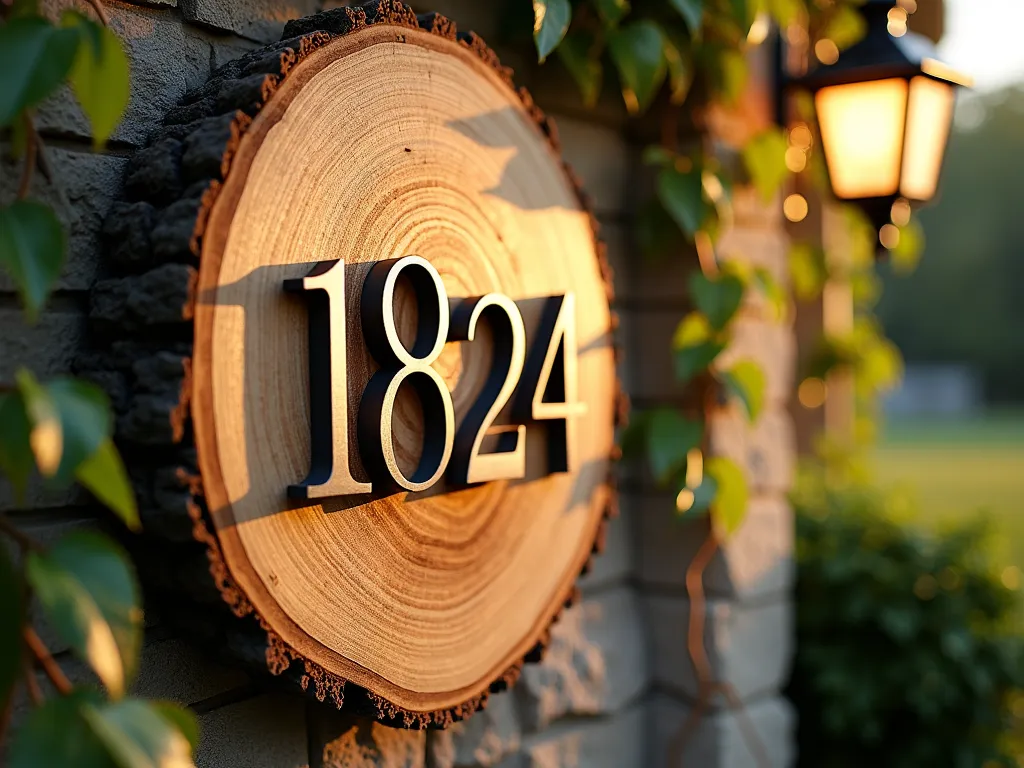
left=0, top=2, right=199, bottom=766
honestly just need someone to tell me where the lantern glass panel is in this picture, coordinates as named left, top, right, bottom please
left=900, top=75, right=956, bottom=201
left=815, top=78, right=909, bottom=200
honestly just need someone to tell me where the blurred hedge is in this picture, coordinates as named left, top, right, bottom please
left=788, top=480, right=1024, bottom=767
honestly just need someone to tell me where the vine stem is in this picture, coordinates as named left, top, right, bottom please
left=83, top=0, right=110, bottom=26
left=24, top=627, right=73, bottom=696
left=0, top=513, right=42, bottom=553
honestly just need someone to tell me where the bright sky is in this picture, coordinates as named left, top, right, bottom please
left=939, top=0, right=1024, bottom=91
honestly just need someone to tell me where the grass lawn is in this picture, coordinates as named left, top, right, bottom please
left=873, top=410, right=1024, bottom=568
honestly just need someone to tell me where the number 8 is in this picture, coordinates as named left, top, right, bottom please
left=358, top=256, right=455, bottom=492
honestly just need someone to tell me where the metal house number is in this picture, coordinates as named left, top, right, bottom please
left=284, top=256, right=584, bottom=499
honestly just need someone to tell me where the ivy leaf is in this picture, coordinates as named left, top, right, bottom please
left=62, top=12, right=131, bottom=149
left=533, top=0, right=572, bottom=62
left=658, top=164, right=709, bottom=238
left=82, top=698, right=196, bottom=768
left=717, top=48, right=748, bottom=105
left=77, top=439, right=140, bottom=532
left=669, top=0, right=704, bottom=33
left=672, top=312, right=727, bottom=381
left=824, top=4, right=867, bottom=50
left=788, top=242, right=828, bottom=301
left=720, top=360, right=766, bottom=422
left=636, top=199, right=689, bottom=262
left=646, top=408, right=702, bottom=485
left=592, top=0, right=629, bottom=26
left=727, top=0, right=755, bottom=37
left=661, top=29, right=695, bottom=105
left=689, top=271, right=745, bottom=330
left=706, top=456, right=748, bottom=538
left=765, top=0, right=805, bottom=27
left=0, top=201, right=67, bottom=323
left=890, top=219, right=925, bottom=275
left=556, top=31, right=603, bottom=107
left=25, top=531, right=142, bottom=698
left=9, top=690, right=111, bottom=768
left=0, top=17, right=79, bottom=126
left=608, top=20, right=667, bottom=114
left=0, top=547, right=23, bottom=715
left=0, top=390, right=34, bottom=501
left=151, top=701, right=201, bottom=754
left=743, top=128, right=789, bottom=203
left=751, top=267, right=788, bottom=322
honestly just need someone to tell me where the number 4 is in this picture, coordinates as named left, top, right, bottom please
left=514, top=293, right=586, bottom=473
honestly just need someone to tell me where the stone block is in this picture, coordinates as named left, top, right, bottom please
left=132, top=635, right=250, bottom=706
left=632, top=494, right=794, bottom=601
left=429, top=691, right=521, bottom=767
left=624, top=311, right=794, bottom=406
left=647, top=693, right=795, bottom=768
left=498, top=706, right=645, bottom=768
left=0, top=148, right=128, bottom=293
left=36, top=2, right=212, bottom=146
left=578, top=501, right=633, bottom=594
left=708, top=406, right=796, bottom=494
left=556, top=118, right=635, bottom=217
left=311, top=705, right=425, bottom=767
left=196, top=694, right=308, bottom=768
left=517, top=587, right=647, bottom=732
left=0, top=309, right=84, bottom=381
left=644, top=596, right=793, bottom=705
left=180, top=0, right=320, bottom=43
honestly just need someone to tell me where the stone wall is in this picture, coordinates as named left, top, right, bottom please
left=1, top=1, right=795, bottom=765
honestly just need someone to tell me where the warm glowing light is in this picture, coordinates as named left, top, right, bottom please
left=785, top=146, right=807, bottom=173
left=786, top=23, right=808, bottom=47
left=747, top=12, right=771, bottom=45
left=1002, top=566, right=1021, bottom=591
left=879, top=223, right=900, bottom=250
left=901, top=76, right=956, bottom=200
left=887, top=7, right=908, bottom=37
left=798, top=378, right=827, bottom=409
left=815, top=78, right=908, bottom=199
left=814, top=38, right=840, bottom=65
left=784, top=194, right=809, bottom=222
left=890, top=198, right=912, bottom=227
left=789, top=124, right=813, bottom=150
left=675, top=488, right=695, bottom=513
left=685, top=448, right=703, bottom=488
left=897, top=0, right=917, bottom=13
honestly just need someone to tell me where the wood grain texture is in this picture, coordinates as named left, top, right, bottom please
left=83, top=1, right=623, bottom=727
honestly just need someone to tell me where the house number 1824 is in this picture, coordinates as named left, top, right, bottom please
left=283, top=256, right=584, bottom=499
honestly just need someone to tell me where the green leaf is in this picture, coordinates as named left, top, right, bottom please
left=686, top=475, right=717, bottom=515
left=0, top=201, right=66, bottom=322
left=151, top=701, right=200, bottom=754
left=77, top=439, right=140, bottom=531
left=788, top=242, right=828, bottom=301
left=0, top=390, right=34, bottom=500
left=672, top=312, right=727, bottom=381
left=727, top=0, right=754, bottom=37
left=706, top=456, right=748, bottom=538
left=0, top=18, right=79, bottom=126
left=17, top=371, right=113, bottom=487
left=82, top=698, right=196, bottom=768
left=608, top=20, right=667, bottom=114
left=751, top=266, right=788, bottom=322
left=690, top=271, right=745, bottom=330
left=533, top=0, right=572, bottom=62
left=26, top=531, right=142, bottom=698
left=646, top=408, right=702, bottom=485
left=765, top=0, right=805, bottom=27
left=556, top=31, right=603, bottom=108
left=669, top=0, right=704, bottom=33
left=592, top=0, right=629, bottom=25
left=658, top=164, right=709, bottom=237
left=62, top=12, right=131, bottom=149
left=824, top=4, right=866, bottom=50
left=720, top=360, right=766, bottom=422
left=8, top=0, right=42, bottom=19
left=9, top=690, right=112, bottom=768
left=636, top=199, right=689, bottom=262
left=890, top=219, right=925, bottom=275
left=717, top=48, right=748, bottom=105
left=642, top=145, right=675, bottom=167
left=661, top=29, right=695, bottom=105
left=743, top=127, right=789, bottom=203
left=0, top=546, right=23, bottom=715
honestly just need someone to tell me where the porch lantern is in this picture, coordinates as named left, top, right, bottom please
left=798, top=0, right=971, bottom=232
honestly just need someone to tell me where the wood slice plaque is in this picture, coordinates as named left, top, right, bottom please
left=89, top=1, right=621, bottom=727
